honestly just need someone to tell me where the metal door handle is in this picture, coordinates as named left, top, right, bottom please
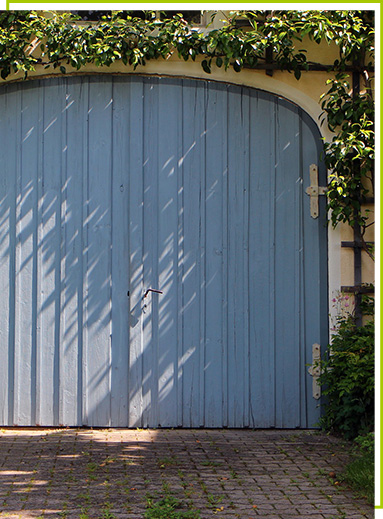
left=143, top=288, right=163, bottom=299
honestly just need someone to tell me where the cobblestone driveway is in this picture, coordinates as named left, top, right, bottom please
left=0, top=428, right=374, bottom=518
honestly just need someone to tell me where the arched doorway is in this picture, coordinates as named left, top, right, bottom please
left=0, top=75, right=328, bottom=427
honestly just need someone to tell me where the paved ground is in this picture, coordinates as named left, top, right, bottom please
left=0, top=428, right=373, bottom=518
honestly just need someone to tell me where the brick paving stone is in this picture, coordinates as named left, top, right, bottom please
left=0, top=429, right=374, bottom=518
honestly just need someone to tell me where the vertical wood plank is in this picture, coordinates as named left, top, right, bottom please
left=180, top=79, right=205, bottom=427
left=296, top=112, right=306, bottom=427
left=176, top=83, right=184, bottom=428
left=34, top=83, right=43, bottom=426
left=14, top=84, right=39, bottom=425
left=221, top=88, right=229, bottom=429
left=199, top=85, right=207, bottom=428
left=227, top=85, right=250, bottom=427
left=204, top=82, right=227, bottom=427
left=274, top=99, right=301, bottom=428
left=81, top=79, right=90, bottom=425
left=157, top=79, right=180, bottom=426
left=301, top=111, right=328, bottom=427
left=248, top=90, right=276, bottom=427
left=0, top=86, right=12, bottom=424
left=3, top=87, right=18, bottom=425
left=60, top=77, right=86, bottom=425
left=142, top=77, right=159, bottom=427
left=38, top=79, right=62, bottom=425
left=85, top=78, right=113, bottom=426
left=110, top=78, right=130, bottom=426
left=127, top=78, right=145, bottom=427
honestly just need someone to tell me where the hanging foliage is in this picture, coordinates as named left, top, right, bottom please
left=0, top=10, right=374, bottom=233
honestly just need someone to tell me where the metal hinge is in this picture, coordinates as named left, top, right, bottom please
left=306, top=164, right=327, bottom=218
left=308, top=343, right=321, bottom=400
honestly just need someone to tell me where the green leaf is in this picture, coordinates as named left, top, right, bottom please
left=233, top=59, right=241, bottom=72
left=201, top=59, right=211, bottom=74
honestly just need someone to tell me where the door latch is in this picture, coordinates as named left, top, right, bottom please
left=143, top=288, right=163, bottom=299
left=142, top=288, right=163, bottom=314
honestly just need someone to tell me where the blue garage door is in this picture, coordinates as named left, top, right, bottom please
left=0, top=76, right=328, bottom=427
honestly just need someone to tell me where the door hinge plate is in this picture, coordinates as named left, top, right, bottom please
left=308, top=343, right=321, bottom=399
left=306, top=164, right=327, bottom=218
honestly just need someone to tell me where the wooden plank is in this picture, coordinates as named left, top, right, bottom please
left=3, top=86, right=20, bottom=425
left=58, top=80, right=67, bottom=427
left=14, top=83, right=39, bottom=425
left=180, top=79, right=205, bottom=427
left=37, top=79, right=63, bottom=425
left=341, top=285, right=374, bottom=294
left=157, top=78, right=180, bottom=426
left=60, top=77, right=87, bottom=425
left=81, top=79, right=90, bottom=426
left=0, top=86, right=13, bottom=424
left=198, top=83, right=207, bottom=427
left=203, top=82, right=227, bottom=427
left=227, top=85, right=250, bottom=427
left=84, top=78, right=113, bottom=426
left=34, top=83, right=43, bottom=426
left=248, top=90, right=276, bottom=428
left=142, top=77, right=159, bottom=427
left=297, top=113, right=307, bottom=427
left=274, top=99, right=301, bottom=428
left=126, top=78, right=145, bottom=427
left=110, top=79, right=130, bottom=426
left=301, top=110, right=328, bottom=427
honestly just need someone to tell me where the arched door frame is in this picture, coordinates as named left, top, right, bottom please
left=1, top=64, right=339, bottom=337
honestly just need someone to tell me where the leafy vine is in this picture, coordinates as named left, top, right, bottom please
left=0, top=9, right=374, bottom=238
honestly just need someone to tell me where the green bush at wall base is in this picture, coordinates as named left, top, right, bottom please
left=318, top=316, right=374, bottom=440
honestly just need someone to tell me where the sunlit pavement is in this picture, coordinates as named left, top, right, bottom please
left=0, top=428, right=373, bottom=518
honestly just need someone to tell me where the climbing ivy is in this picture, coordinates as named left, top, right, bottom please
left=0, top=10, right=374, bottom=233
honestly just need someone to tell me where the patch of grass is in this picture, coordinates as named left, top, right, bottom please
left=342, top=432, right=374, bottom=505
left=145, top=495, right=200, bottom=519
left=343, top=455, right=374, bottom=504
left=206, top=494, right=223, bottom=507
left=162, top=481, right=171, bottom=493
left=101, top=508, right=116, bottom=519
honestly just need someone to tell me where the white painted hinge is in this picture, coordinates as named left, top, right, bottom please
left=308, top=343, right=321, bottom=400
left=306, top=164, right=327, bottom=218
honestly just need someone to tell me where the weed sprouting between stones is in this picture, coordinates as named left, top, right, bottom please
left=145, top=494, right=200, bottom=519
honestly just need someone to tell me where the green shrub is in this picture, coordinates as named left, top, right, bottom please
left=353, top=431, right=375, bottom=456
left=317, top=314, right=374, bottom=440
